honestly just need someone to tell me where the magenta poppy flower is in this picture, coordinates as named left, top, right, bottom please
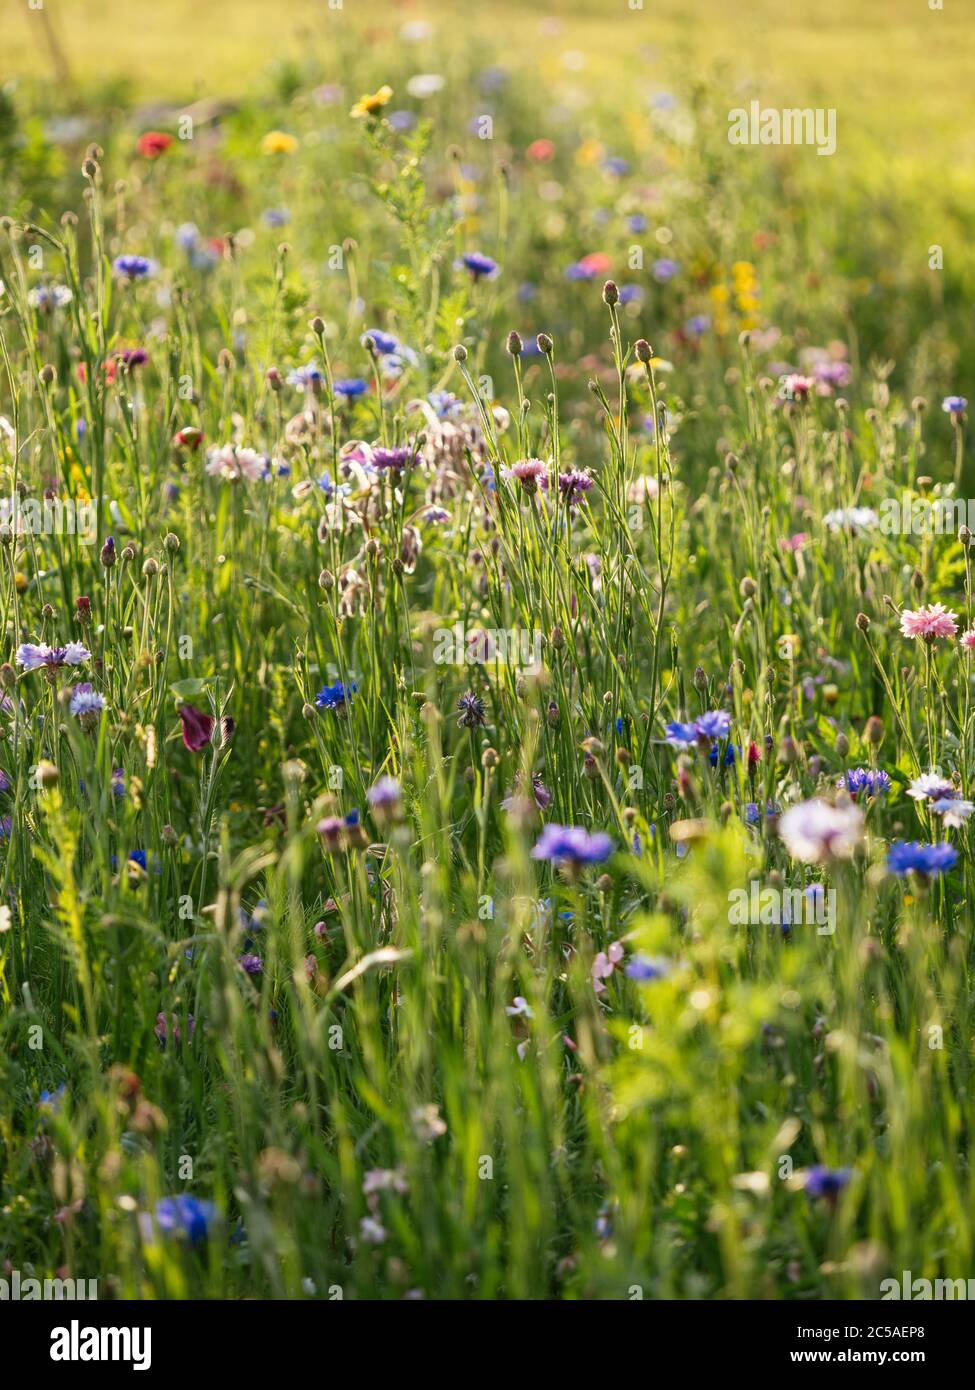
left=178, top=704, right=215, bottom=751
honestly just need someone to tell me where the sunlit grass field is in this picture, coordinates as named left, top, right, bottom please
left=0, top=0, right=973, bottom=1301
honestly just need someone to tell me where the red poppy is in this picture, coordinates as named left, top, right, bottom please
left=178, top=704, right=215, bottom=752
left=526, top=138, right=555, bottom=162
left=137, top=131, right=174, bottom=159
left=578, top=252, right=612, bottom=276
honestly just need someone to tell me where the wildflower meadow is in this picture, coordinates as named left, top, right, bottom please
left=1, top=0, right=974, bottom=1339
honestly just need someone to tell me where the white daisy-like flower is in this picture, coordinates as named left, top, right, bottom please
left=778, top=798, right=864, bottom=864
left=823, top=506, right=879, bottom=533
left=505, top=996, right=534, bottom=1019
left=906, top=773, right=957, bottom=802
left=406, top=73, right=446, bottom=99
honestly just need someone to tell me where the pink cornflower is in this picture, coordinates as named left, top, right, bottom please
left=899, top=604, right=958, bottom=642
left=960, top=628, right=975, bottom=650
left=592, top=941, right=624, bottom=994
left=779, top=373, right=815, bottom=402
left=509, top=458, right=548, bottom=493
left=779, top=532, right=807, bottom=553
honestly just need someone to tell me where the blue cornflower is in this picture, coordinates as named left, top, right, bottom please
left=840, top=767, right=891, bottom=798
left=261, top=207, right=291, bottom=227
left=804, top=1166, right=852, bottom=1199
left=333, top=378, right=368, bottom=398
left=428, top=390, right=464, bottom=418
left=664, top=721, right=699, bottom=745
left=456, top=252, right=499, bottom=280
left=626, top=955, right=671, bottom=982
left=942, top=396, right=967, bottom=415
left=287, top=362, right=325, bottom=392
left=315, top=680, right=357, bottom=712
left=887, top=841, right=958, bottom=877
left=112, top=254, right=157, bottom=280
left=38, top=1083, right=66, bottom=1113
left=695, top=710, right=731, bottom=739
left=709, top=741, right=739, bottom=767
left=153, top=1195, right=217, bottom=1245
left=363, top=328, right=399, bottom=356
left=531, top=824, right=613, bottom=866
left=69, top=682, right=106, bottom=720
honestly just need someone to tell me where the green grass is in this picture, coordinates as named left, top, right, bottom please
left=0, top=0, right=973, bottom=1300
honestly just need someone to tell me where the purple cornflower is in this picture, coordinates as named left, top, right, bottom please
left=239, top=953, right=263, bottom=975
left=557, top=470, right=595, bottom=506
left=531, top=823, right=613, bottom=866
left=366, top=776, right=401, bottom=811
left=651, top=257, right=681, bottom=282
left=16, top=642, right=91, bottom=671
left=456, top=251, right=499, bottom=280
left=887, top=841, right=958, bottom=877
left=457, top=690, right=486, bottom=728
left=371, top=445, right=413, bottom=471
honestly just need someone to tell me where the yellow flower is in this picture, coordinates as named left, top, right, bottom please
left=261, top=131, right=298, bottom=155
left=15, top=572, right=28, bottom=593
left=350, top=86, right=393, bottom=119
left=575, top=138, right=605, bottom=167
